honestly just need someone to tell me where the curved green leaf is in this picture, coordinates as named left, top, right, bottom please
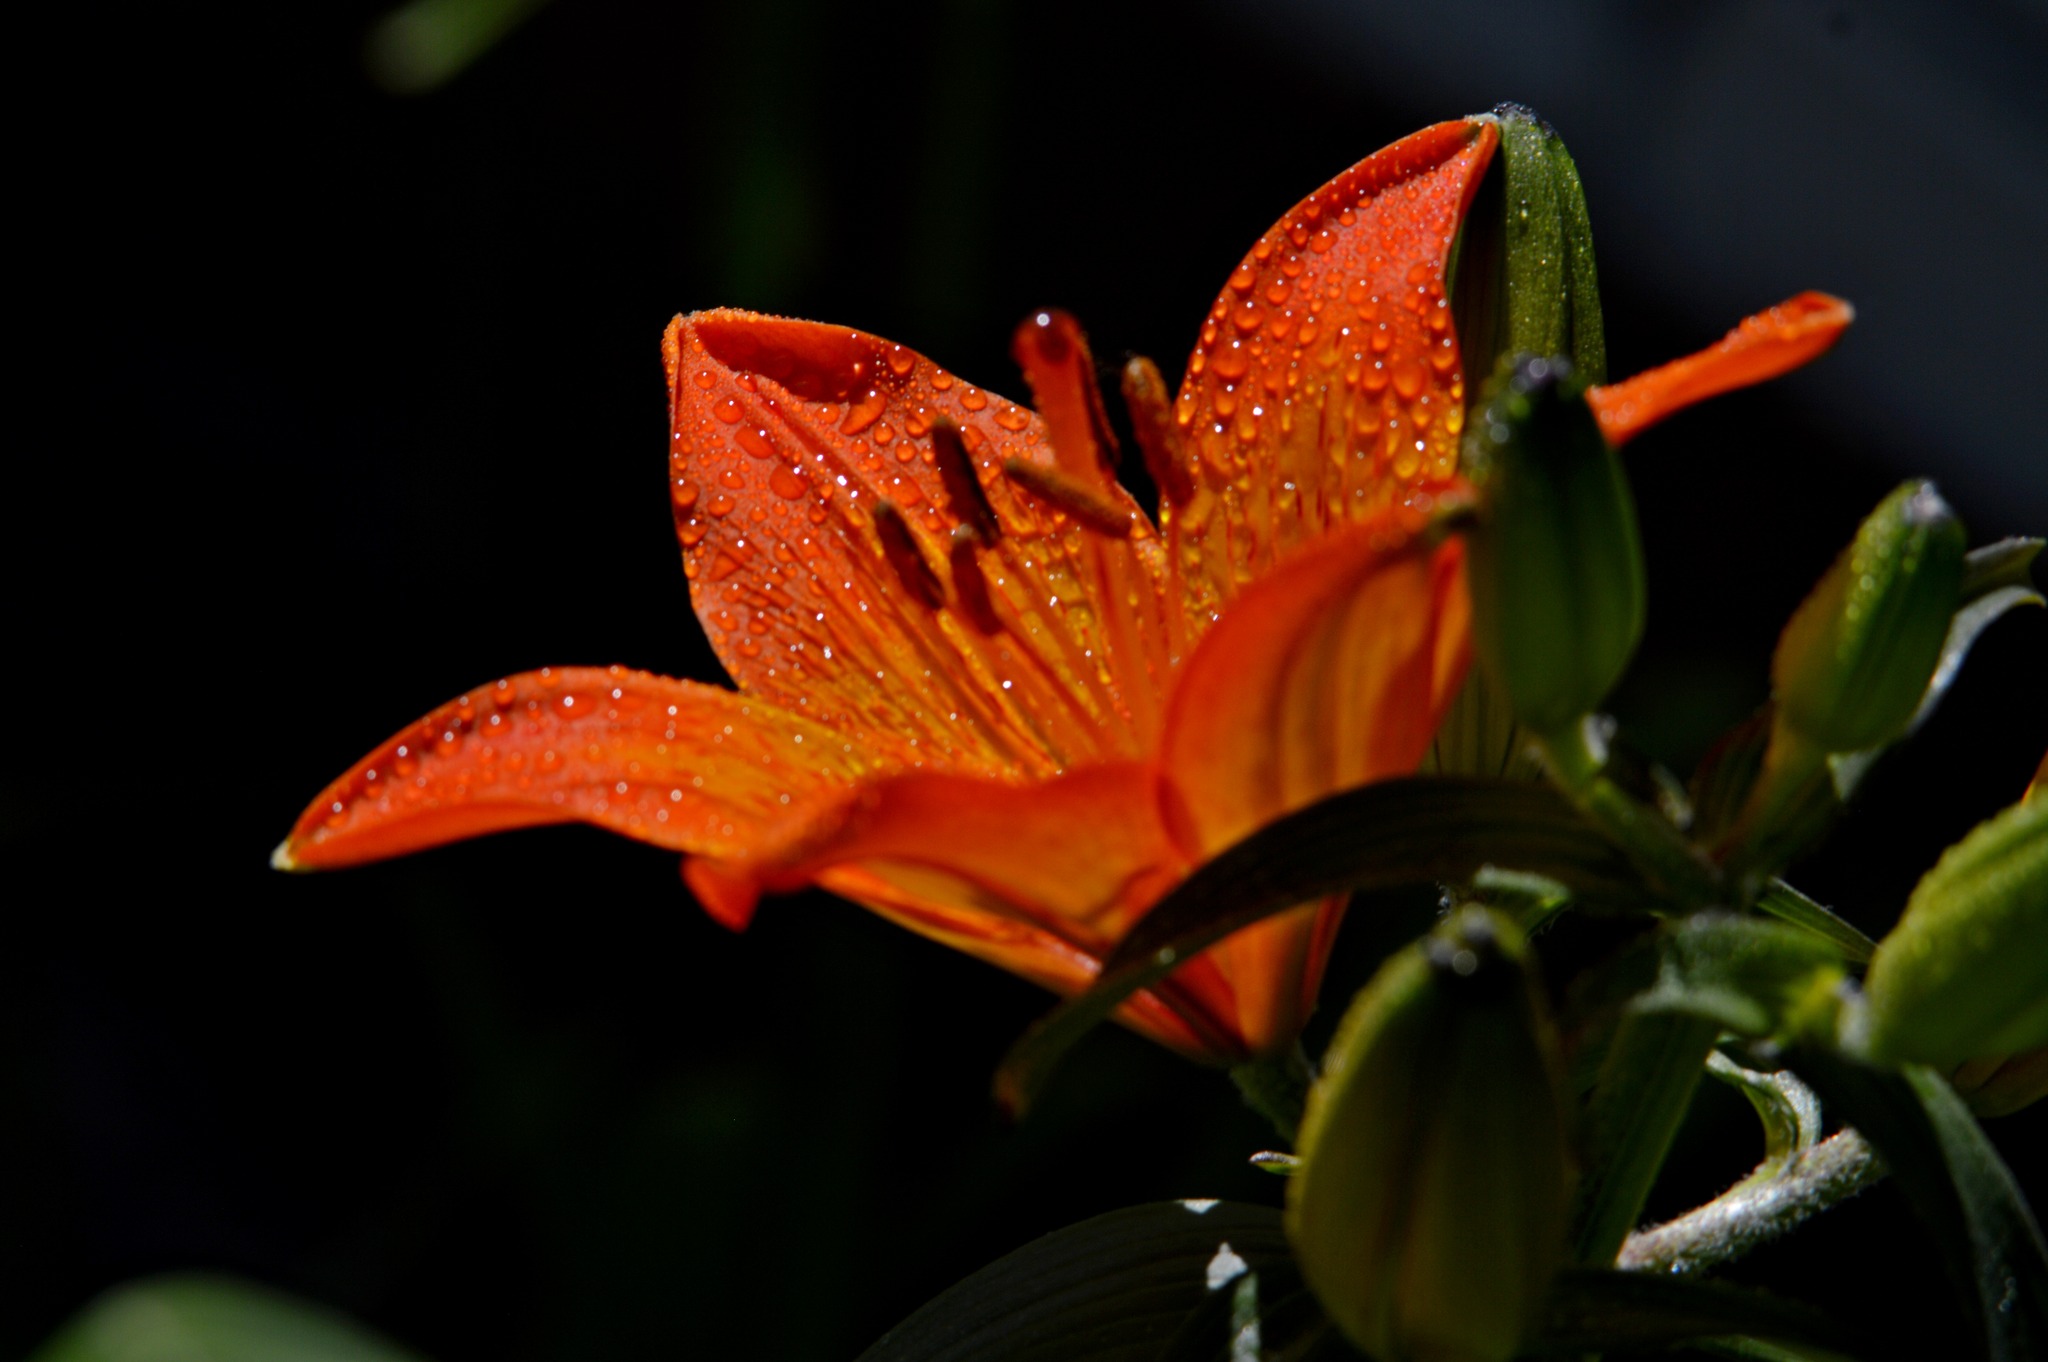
left=857, top=1201, right=1294, bottom=1362
left=31, top=1275, right=426, bottom=1362
left=995, top=777, right=1651, bottom=1114
left=1790, top=1049, right=2048, bottom=1360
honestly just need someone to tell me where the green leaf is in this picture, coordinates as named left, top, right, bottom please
left=857, top=1201, right=1299, bottom=1362
left=1755, top=879, right=1876, bottom=965
left=1790, top=1049, right=2048, bottom=1360
left=1529, top=1269, right=1863, bottom=1358
left=1831, top=581, right=2043, bottom=800
left=30, top=1275, right=426, bottom=1362
left=994, top=777, right=1650, bottom=1114
left=1571, top=1012, right=1719, bottom=1265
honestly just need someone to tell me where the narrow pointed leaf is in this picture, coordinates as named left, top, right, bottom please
left=995, top=776, right=1648, bottom=1113
left=856, top=1201, right=1294, bottom=1362
left=1790, top=1049, right=2048, bottom=1360
left=1756, top=879, right=1876, bottom=964
left=1960, top=537, right=2043, bottom=597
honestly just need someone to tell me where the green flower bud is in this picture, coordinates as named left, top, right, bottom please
left=1861, top=797, right=2048, bottom=1067
left=1465, top=357, right=1646, bottom=736
left=1772, top=481, right=1966, bottom=755
left=1288, top=908, right=1570, bottom=1362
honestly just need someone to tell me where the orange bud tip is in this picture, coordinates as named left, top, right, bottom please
left=1000, top=458, right=1135, bottom=537
left=873, top=501, right=946, bottom=608
left=270, top=839, right=301, bottom=872
left=1586, top=291, right=1855, bottom=446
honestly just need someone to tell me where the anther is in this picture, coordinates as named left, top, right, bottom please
left=1012, top=309, right=1121, bottom=477
left=873, top=502, right=945, bottom=608
left=948, top=528, right=1004, bottom=635
left=1001, top=458, right=1134, bottom=538
left=1121, top=355, right=1194, bottom=507
left=931, top=421, right=1001, bottom=543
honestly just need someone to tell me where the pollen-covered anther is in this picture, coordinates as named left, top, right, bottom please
left=1121, top=354, right=1194, bottom=507
left=931, top=420, right=1001, bottom=543
left=1012, top=309, right=1122, bottom=477
left=1001, top=458, right=1136, bottom=538
left=873, top=501, right=945, bottom=609
left=948, top=528, right=1004, bottom=635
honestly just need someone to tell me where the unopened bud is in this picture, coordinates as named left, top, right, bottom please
left=1772, top=481, right=1966, bottom=755
left=1288, top=907, right=1569, bottom=1362
left=1862, top=797, right=2048, bottom=1067
left=1465, top=356, right=1646, bottom=735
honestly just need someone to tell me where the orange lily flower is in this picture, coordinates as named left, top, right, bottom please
left=279, top=117, right=1848, bottom=1064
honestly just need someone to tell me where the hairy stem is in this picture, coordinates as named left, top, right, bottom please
left=1617, top=1128, right=1886, bottom=1274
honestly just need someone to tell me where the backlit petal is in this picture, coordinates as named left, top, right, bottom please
left=1161, top=516, right=1469, bottom=855
left=1163, top=119, right=1497, bottom=625
left=279, top=666, right=890, bottom=871
left=1159, top=513, right=1468, bottom=1050
left=734, top=762, right=1250, bottom=1059
left=1586, top=292, right=1854, bottom=446
left=816, top=863, right=1246, bottom=1062
left=757, top=763, right=1187, bottom=943
left=664, top=312, right=1178, bottom=776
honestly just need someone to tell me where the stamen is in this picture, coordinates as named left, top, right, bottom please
left=874, top=501, right=945, bottom=608
left=931, top=420, right=1001, bottom=543
left=1120, top=355, right=1194, bottom=507
left=948, top=528, right=1004, bottom=635
left=1001, top=458, right=1135, bottom=538
left=1012, top=309, right=1122, bottom=477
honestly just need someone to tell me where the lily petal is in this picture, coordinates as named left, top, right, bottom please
left=733, top=762, right=1248, bottom=1059
left=1161, top=515, right=1469, bottom=855
left=664, top=311, right=1179, bottom=775
left=1159, top=512, right=1470, bottom=1050
left=754, top=763, right=1184, bottom=941
left=1163, top=118, right=1498, bottom=624
left=817, top=863, right=1246, bottom=1062
left=279, top=666, right=889, bottom=871
left=1586, top=291, right=1854, bottom=446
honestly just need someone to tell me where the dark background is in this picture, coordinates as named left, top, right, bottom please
left=12, top=0, right=2047, bottom=1357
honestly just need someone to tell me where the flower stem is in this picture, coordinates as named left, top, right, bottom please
left=1230, top=1045, right=1313, bottom=1145
left=1616, top=1128, right=1886, bottom=1274
left=1535, top=719, right=1726, bottom=909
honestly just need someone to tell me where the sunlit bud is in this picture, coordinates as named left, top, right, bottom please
left=1454, top=104, right=1606, bottom=388
left=1288, top=907, right=1569, bottom=1362
left=1464, top=356, right=1645, bottom=735
left=1861, top=797, right=2048, bottom=1067
left=1772, top=481, right=1966, bottom=755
